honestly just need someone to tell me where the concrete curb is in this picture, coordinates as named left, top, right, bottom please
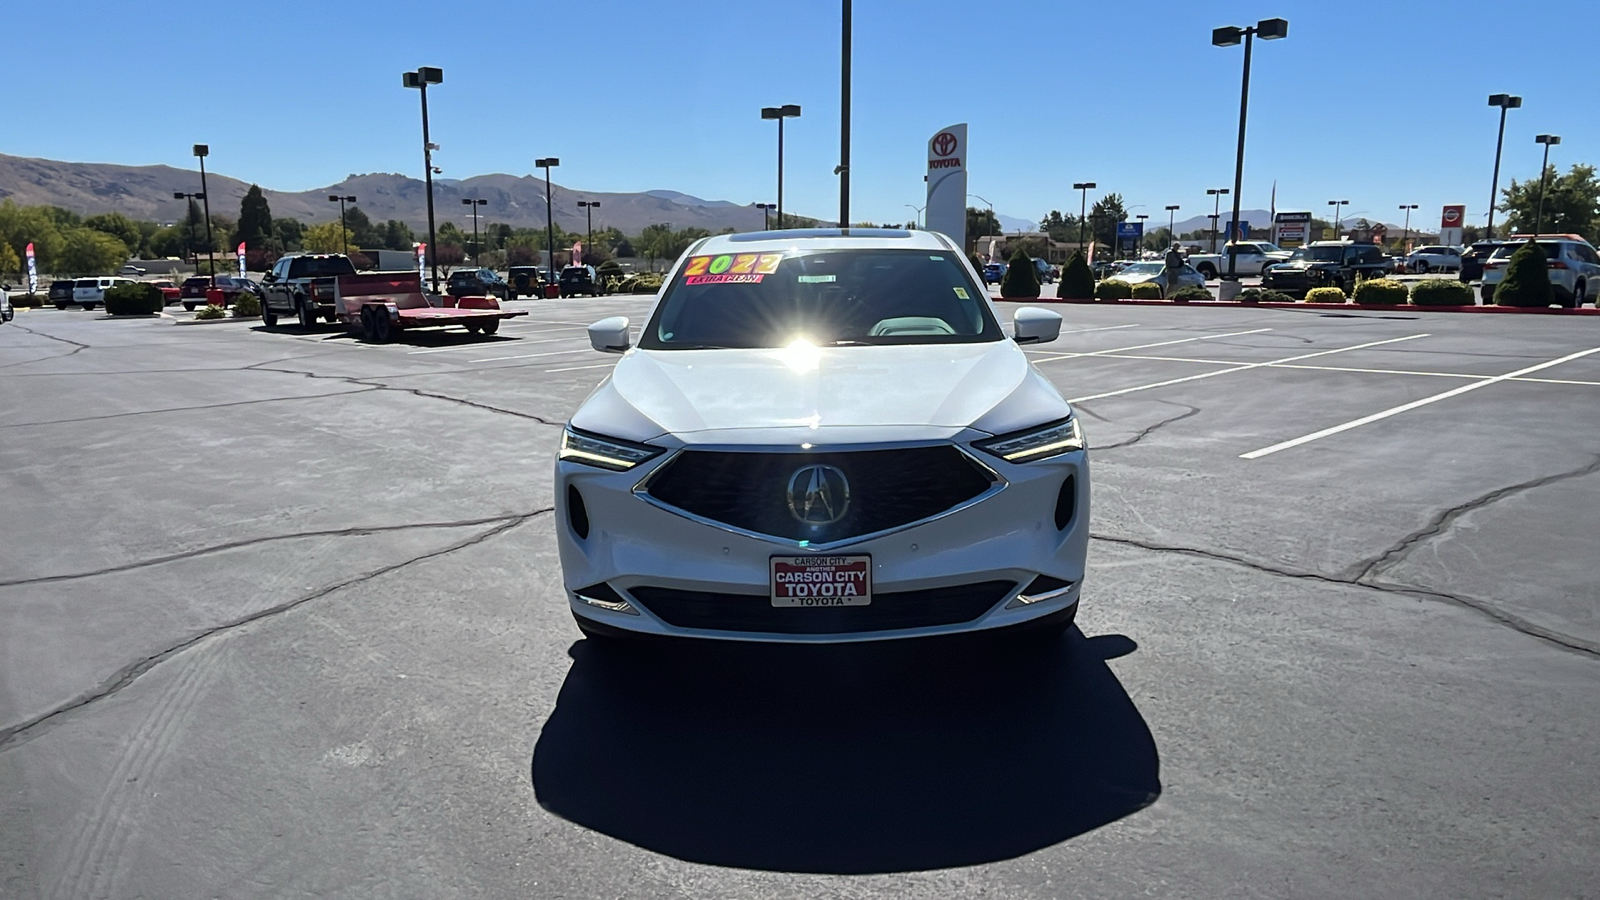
left=992, top=296, right=1600, bottom=315
left=173, top=316, right=253, bottom=326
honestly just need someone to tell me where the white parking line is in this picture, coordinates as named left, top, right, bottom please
left=406, top=335, right=575, bottom=355
left=544, top=363, right=615, bottom=373
left=1069, top=352, right=1600, bottom=387
left=469, top=347, right=595, bottom=363
left=1030, top=328, right=1272, bottom=362
left=1240, top=345, right=1600, bottom=459
left=1069, top=334, right=1430, bottom=403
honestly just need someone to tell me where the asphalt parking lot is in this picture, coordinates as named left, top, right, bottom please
left=2, top=300, right=1598, bottom=898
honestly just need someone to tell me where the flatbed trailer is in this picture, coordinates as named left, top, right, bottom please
left=334, top=271, right=527, bottom=342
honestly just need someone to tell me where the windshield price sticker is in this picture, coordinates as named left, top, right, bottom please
left=770, top=555, right=872, bottom=607
left=683, top=253, right=785, bottom=285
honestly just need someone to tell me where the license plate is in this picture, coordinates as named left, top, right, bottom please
left=770, top=555, right=872, bottom=607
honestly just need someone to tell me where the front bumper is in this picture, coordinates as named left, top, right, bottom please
left=555, top=440, right=1090, bottom=643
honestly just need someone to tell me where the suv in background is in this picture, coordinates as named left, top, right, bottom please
left=48, top=280, right=76, bottom=309
left=1260, top=241, right=1389, bottom=297
left=558, top=264, right=603, bottom=298
left=1481, top=236, right=1599, bottom=307
left=446, top=268, right=511, bottom=300
left=1403, top=245, right=1462, bottom=274
left=178, top=275, right=261, bottom=310
left=71, top=276, right=134, bottom=311
left=981, top=261, right=1006, bottom=284
left=1031, top=258, right=1056, bottom=284
left=507, top=266, right=547, bottom=299
left=1459, top=240, right=1510, bottom=283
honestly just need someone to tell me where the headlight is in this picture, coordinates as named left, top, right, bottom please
left=974, top=416, right=1085, bottom=463
left=559, top=427, right=664, bottom=471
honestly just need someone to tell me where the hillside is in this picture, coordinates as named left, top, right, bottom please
left=0, top=153, right=776, bottom=235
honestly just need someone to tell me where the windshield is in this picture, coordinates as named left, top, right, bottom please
left=74, top=279, right=96, bottom=287
left=288, top=256, right=357, bottom=278
left=642, top=248, right=1000, bottom=349
left=1290, top=246, right=1345, bottom=262
left=1119, top=263, right=1163, bottom=275
left=1490, top=242, right=1561, bottom=260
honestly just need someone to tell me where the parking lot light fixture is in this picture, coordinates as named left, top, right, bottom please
left=761, top=105, right=801, bottom=228
left=403, top=66, right=444, bottom=293
left=536, top=158, right=560, bottom=273
left=1534, top=134, right=1561, bottom=238
left=1213, top=17, right=1286, bottom=279
left=1398, top=204, right=1418, bottom=253
left=1165, top=204, right=1180, bottom=244
left=577, top=200, right=600, bottom=253
left=1328, top=199, right=1349, bottom=238
left=755, top=202, right=776, bottom=230
left=174, top=190, right=205, bottom=270
left=1073, top=182, right=1096, bottom=252
left=1206, top=188, right=1229, bottom=253
left=329, top=195, right=357, bottom=257
left=460, top=198, right=486, bottom=261
left=1485, top=94, right=1522, bottom=240
left=193, top=144, right=217, bottom=289
left=904, top=203, right=924, bottom=229
left=1133, top=214, right=1149, bottom=257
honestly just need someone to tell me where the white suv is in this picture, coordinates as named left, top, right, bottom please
left=70, top=276, right=134, bottom=311
left=555, top=229, right=1089, bottom=644
left=1481, top=236, right=1599, bottom=307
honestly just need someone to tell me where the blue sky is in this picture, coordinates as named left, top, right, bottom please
left=10, top=0, right=1596, bottom=231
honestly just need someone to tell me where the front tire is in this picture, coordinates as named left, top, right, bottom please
left=261, top=305, right=278, bottom=328
left=1573, top=281, right=1587, bottom=308
left=183, top=302, right=196, bottom=311
left=1413, top=260, right=1429, bottom=274
left=1197, top=264, right=1217, bottom=280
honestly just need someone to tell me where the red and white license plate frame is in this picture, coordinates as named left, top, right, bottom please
left=769, top=555, right=872, bottom=607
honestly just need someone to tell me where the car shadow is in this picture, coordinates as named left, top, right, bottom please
left=530, top=628, right=1160, bottom=874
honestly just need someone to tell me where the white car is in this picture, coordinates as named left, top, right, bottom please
left=1403, top=245, right=1462, bottom=274
left=70, top=276, right=133, bottom=311
left=555, top=229, right=1089, bottom=643
left=1103, top=261, right=1207, bottom=296
left=1, top=287, right=12, bottom=323
left=1481, top=235, right=1600, bottom=307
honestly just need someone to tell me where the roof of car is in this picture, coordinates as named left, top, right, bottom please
left=695, top=228, right=952, bottom=255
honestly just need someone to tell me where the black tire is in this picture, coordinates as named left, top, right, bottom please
left=371, top=308, right=393, bottom=343
left=464, top=322, right=482, bottom=334
left=359, top=306, right=377, bottom=341
left=480, top=319, right=499, bottom=335
left=1197, top=264, right=1217, bottom=280
left=183, top=302, right=196, bottom=311
left=81, top=303, right=96, bottom=311
left=1413, top=260, right=1429, bottom=274
left=297, top=299, right=316, bottom=330
left=261, top=305, right=278, bottom=328
left=54, top=303, right=68, bottom=310
left=1573, top=281, right=1588, bottom=308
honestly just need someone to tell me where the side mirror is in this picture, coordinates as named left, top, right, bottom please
left=588, top=316, right=631, bottom=353
left=262, top=273, right=277, bottom=284
left=1012, top=307, right=1062, bottom=345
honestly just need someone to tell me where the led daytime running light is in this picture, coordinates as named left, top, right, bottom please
left=559, top=428, right=663, bottom=471
left=976, top=417, right=1085, bottom=463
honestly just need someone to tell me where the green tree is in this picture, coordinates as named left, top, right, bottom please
left=1089, top=193, right=1127, bottom=254
left=1500, top=164, right=1600, bottom=242
left=381, top=220, right=416, bottom=251
left=1143, top=227, right=1173, bottom=251
left=0, top=200, right=67, bottom=273
left=999, top=248, right=1041, bottom=298
left=343, top=206, right=375, bottom=247
left=83, top=212, right=140, bottom=256
left=236, top=184, right=275, bottom=250
left=274, top=218, right=305, bottom=252
left=637, top=223, right=675, bottom=270
left=967, top=207, right=1001, bottom=242
left=0, top=242, right=20, bottom=279
left=302, top=221, right=355, bottom=254
left=1493, top=241, right=1554, bottom=307
left=56, top=227, right=131, bottom=274
left=1059, top=251, right=1095, bottom=300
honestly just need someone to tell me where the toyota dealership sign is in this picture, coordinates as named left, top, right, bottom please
left=925, top=124, right=967, bottom=246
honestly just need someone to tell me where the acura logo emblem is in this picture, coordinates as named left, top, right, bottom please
left=787, top=465, right=849, bottom=525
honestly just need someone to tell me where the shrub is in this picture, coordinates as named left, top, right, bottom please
left=103, top=281, right=164, bottom=315
left=232, top=293, right=262, bottom=317
left=1494, top=241, right=1554, bottom=307
left=1130, top=282, right=1164, bottom=299
left=10, top=292, right=37, bottom=308
left=1170, top=286, right=1213, bottom=302
left=1239, top=288, right=1296, bottom=303
left=1352, top=278, right=1409, bottom=305
left=1059, top=252, right=1095, bottom=299
left=194, top=304, right=226, bottom=319
left=1409, top=278, right=1474, bottom=307
left=1094, top=279, right=1132, bottom=300
left=999, top=248, right=1040, bottom=298
left=1304, top=287, right=1348, bottom=304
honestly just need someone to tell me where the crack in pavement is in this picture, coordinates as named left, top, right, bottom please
left=1091, top=532, right=1600, bottom=658
left=0, top=322, right=90, bottom=368
left=0, top=385, right=382, bottom=430
left=1079, top=400, right=1202, bottom=451
left=248, top=364, right=564, bottom=425
left=0, top=512, right=548, bottom=588
left=1348, top=455, right=1600, bottom=584
left=0, top=508, right=553, bottom=752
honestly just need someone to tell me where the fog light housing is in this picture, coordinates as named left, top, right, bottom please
left=1005, top=575, right=1075, bottom=609
left=574, top=582, right=639, bottom=615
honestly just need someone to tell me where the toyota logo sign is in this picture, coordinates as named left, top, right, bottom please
left=932, top=132, right=958, bottom=157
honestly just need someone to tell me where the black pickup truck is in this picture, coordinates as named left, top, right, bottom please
left=1260, top=241, right=1390, bottom=297
left=260, top=253, right=359, bottom=328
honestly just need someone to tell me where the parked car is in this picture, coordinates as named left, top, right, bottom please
left=557, top=228, right=1085, bottom=644
left=149, top=280, right=182, bottom=304
left=1187, top=241, right=1290, bottom=280
left=1480, top=235, right=1600, bottom=307
left=1260, top=241, right=1389, bottom=297
left=177, top=275, right=261, bottom=310
left=119, top=264, right=147, bottom=276
left=1402, top=245, right=1462, bottom=274
left=72, top=276, right=134, bottom=310
left=1031, top=258, right=1056, bottom=284
left=507, top=266, right=547, bottom=298
left=48, top=280, right=76, bottom=309
left=261, top=253, right=360, bottom=328
left=1458, top=240, right=1510, bottom=283
left=981, top=261, right=1006, bottom=285
left=446, top=267, right=511, bottom=300
left=1102, top=261, right=1206, bottom=296
left=559, top=264, right=603, bottom=298
left=1, top=287, right=12, bottom=323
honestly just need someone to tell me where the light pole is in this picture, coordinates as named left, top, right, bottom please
left=577, top=200, right=600, bottom=255
left=1327, top=199, right=1349, bottom=238
left=756, top=202, right=775, bottom=230
left=536, top=158, right=560, bottom=273
left=1134, top=213, right=1149, bottom=257
left=192, top=144, right=217, bottom=289
left=1212, top=17, right=1287, bottom=280
left=1206, top=188, right=1229, bottom=253
left=905, top=203, right=925, bottom=229
left=838, top=0, right=852, bottom=228
left=1398, top=203, right=1418, bottom=252
left=328, top=194, right=357, bottom=257
left=1073, top=182, right=1096, bottom=252
left=1534, top=134, right=1561, bottom=238
left=460, top=198, right=486, bottom=261
left=1166, top=204, right=1180, bottom=245
left=173, top=190, right=205, bottom=270
left=1485, top=94, right=1522, bottom=240
left=402, top=66, right=444, bottom=292
left=760, top=104, right=801, bottom=228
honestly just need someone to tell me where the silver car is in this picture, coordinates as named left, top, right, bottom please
left=1103, top=261, right=1206, bottom=296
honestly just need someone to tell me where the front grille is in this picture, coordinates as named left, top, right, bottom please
left=642, top=446, right=996, bottom=543
left=628, top=581, right=1015, bottom=634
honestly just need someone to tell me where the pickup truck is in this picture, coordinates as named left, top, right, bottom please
left=1186, top=241, right=1291, bottom=280
left=260, top=253, right=359, bottom=328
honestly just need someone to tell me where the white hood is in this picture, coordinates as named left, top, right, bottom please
left=571, top=340, right=1067, bottom=445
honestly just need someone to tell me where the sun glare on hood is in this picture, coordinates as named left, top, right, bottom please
left=778, top=337, right=822, bottom=372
